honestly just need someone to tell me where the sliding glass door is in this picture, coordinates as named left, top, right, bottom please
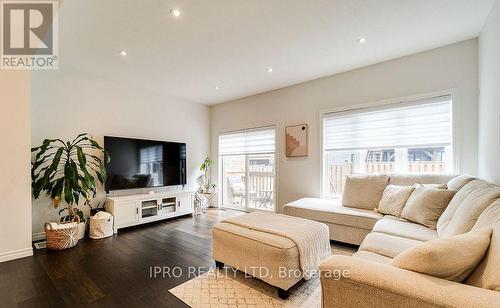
left=221, top=155, right=247, bottom=208
left=219, top=127, right=276, bottom=211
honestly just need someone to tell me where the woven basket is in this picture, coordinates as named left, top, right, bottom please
left=89, top=212, right=113, bottom=239
left=45, top=216, right=80, bottom=250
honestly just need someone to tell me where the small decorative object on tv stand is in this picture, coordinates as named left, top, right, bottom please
left=105, top=190, right=194, bottom=233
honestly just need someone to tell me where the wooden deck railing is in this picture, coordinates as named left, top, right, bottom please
left=224, top=165, right=275, bottom=209
left=328, top=162, right=446, bottom=196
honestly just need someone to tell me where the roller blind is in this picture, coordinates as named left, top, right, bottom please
left=219, top=127, right=276, bottom=155
left=323, top=95, right=452, bottom=151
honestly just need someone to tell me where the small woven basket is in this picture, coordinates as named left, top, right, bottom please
left=89, top=213, right=113, bottom=239
left=45, top=216, right=80, bottom=250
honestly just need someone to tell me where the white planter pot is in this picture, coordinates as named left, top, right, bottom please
left=77, top=222, right=86, bottom=240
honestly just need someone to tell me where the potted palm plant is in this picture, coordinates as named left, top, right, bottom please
left=196, top=155, right=215, bottom=193
left=31, top=133, right=109, bottom=241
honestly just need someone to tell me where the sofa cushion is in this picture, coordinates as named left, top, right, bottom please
left=440, top=184, right=500, bottom=238
left=466, top=200, right=500, bottom=291
left=472, top=199, right=500, bottom=231
left=401, top=185, right=455, bottom=229
left=389, top=173, right=455, bottom=186
left=359, top=232, right=423, bottom=258
left=372, top=216, right=438, bottom=241
left=437, top=180, right=497, bottom=236
left=447, top=174, right=476, bottom=192
left=391, top=228, right=492, bottom=282
left=342, top=174, right=389, bottom=210
left=283, top=198, right=383, bottom=230
left=377, top=185, right=415, bottom=217
left=352, top=250, right=392, bottom=264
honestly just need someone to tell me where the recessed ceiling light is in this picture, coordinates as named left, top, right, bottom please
left=358, top=37, right=366, bottom=44
left=170, top=9, right=181, bottom=17
left=119, top=50, right=127, bottom=56
left=215, top=86, right=220, bottom=90
left=267, top=68, right=273, bottom=73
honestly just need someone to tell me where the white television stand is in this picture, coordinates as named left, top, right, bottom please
left=105, top=190, right=194, bottom=234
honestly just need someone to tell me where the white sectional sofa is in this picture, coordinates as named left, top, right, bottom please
left=284, top=173, right=500, bottom=307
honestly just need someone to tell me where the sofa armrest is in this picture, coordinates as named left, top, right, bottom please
left=319, top=255, right=500, bottom=308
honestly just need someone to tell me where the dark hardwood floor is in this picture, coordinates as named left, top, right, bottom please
left=0, top=209, right=243, bottom=308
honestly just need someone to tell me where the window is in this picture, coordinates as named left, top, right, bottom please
left=323, top=95, right=453, bottom=197
left=218, top=127, right=276, bottom=211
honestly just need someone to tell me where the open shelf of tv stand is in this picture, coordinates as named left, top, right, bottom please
left=105, top=190, right=194, bottom=234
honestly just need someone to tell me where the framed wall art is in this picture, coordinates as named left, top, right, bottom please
left=286, top=124, right=308, bottom=157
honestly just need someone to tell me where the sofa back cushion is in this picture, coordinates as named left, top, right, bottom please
left=389, top=173, right=455, bottom=186
left=342, top=174, right=389, bottom=210
left=472, top=199, right=500, bottom=230
left=440, top=185, right=500, bottom=238
left=466, top=200, right=500, bottom=291
left=401, top=186, right=455, bottom=229
left=437, top=180, right=497, bottom=236
left=447, top=174, right=476, bottom=192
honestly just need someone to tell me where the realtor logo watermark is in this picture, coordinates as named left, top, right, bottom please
left=1, top=0, right=58, bottom=69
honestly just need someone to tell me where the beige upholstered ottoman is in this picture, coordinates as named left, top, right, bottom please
left=212, top=212, right=331, bottom=299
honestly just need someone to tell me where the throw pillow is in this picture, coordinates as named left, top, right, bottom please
left=377, top=185, right=415, bottom=217
left=391, top=228, right=492, bottom=282
left=401, top=185, right=455, bottom=229
left=342, top=174, right=389, bottom=210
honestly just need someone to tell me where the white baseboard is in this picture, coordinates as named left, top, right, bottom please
left=32, top=232, right=46, bottom=241
left=0, top=248, right=33, bottom=263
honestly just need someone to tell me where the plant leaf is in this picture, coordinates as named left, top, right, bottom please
left=63, top=161, right=73, bottom=204
left=32, top=135, right=107, bottom=212
left=71, top=133, right=88, bottom=145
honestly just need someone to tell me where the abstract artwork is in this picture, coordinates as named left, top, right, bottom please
left=286, top=124, right=308, bottom=157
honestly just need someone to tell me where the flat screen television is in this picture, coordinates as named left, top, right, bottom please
left=104, top=136, right=186, bottom=192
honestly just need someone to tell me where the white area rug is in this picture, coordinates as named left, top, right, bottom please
left=169, top=244, right=355, bottom=308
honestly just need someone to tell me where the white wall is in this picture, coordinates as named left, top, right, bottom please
left=0, top=71, right=33, bottom=262
left=31, top=67, right=210, bottom=238
left=478, top=0, right=500, bottom=184
left=211, top=39, right=479, bottom=212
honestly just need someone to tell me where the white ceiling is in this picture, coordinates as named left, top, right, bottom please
left=59, top=0, right=494, bottom=105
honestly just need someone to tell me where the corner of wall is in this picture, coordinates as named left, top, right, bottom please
left=478, top=0, right=500, bottom=184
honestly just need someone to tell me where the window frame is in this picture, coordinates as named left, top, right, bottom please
left=319, top=90, right=459, bottom=199
left=217, top=125, right=278, bottom=212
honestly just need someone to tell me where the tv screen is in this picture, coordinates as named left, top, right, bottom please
left=104, top=136, right=186, bottom=192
